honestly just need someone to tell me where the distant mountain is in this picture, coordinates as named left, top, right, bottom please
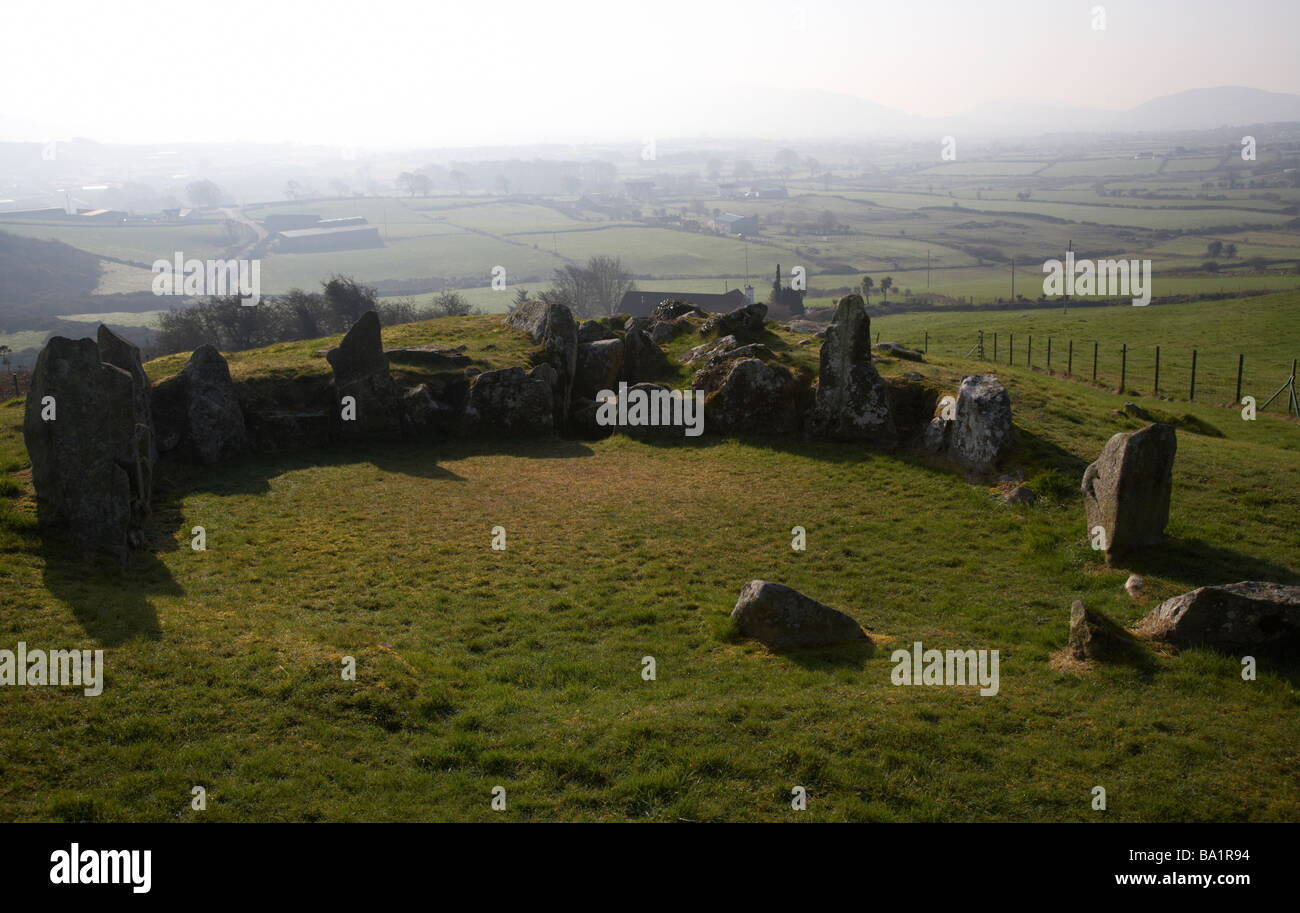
left=1120, top=86, right=1300, bottom=132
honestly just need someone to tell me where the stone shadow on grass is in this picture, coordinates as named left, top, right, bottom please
left=1114, top=538, right=1299, bottom=591
left=777, top=639, right=876, bottom=671
left=40, top=538, right=176, bottom=646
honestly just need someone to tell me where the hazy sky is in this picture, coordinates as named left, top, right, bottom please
left=4, top=0, right=1299, bottom=146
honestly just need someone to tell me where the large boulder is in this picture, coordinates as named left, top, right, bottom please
left=1136, top=582, right=1300, bottom=652
left=621, top=324, right=668, bottom=385
left=507, top=300, right=578, bottom=431
left=462, top=365, right=555, bottom=436
left=699, top=302, right=767, bottom=340
left=946, top=374, right=1013, bottom=477
left=577, top=320, right=615, bottom=344
left=152, top=345, right=248, bottom=464
left=326, top=310, right=403, bottom=439
left=1082, top=423, right=1176, bottom=555
left=572, top=338, right=625, bottom=401
left=694, top=356, right=800, bottom=436
left=806, top=295, right=896, bottom=447
left=731, top=580, right=869, bottom=649
left=23, top=336, right=149, bottom=561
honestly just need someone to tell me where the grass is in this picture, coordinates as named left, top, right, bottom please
left=1, top=303, right=1298, bottom=822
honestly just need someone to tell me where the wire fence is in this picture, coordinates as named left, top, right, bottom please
left=873, top=329, right=1300, bottom=415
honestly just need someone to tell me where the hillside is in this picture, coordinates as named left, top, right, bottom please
left=1, top=300, right=1297, bottom=822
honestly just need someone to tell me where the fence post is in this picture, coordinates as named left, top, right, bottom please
left=1068, top=340, right=1073, bottom=376
left=1154, top=346, right=1160, bottom=394
left=924, top=331, right=928, bottom=354
left=1092, top=341, right=1098, bottom=382
left=1027, top=335, right=1032, bottom=367
left=1120, top=343, right=1127, bottom=392
left=1047, top=337, right=1052, bottom=369
left=1009, top=333, right=1014, bottom=365
left=1236, top=354, right=1244, bottom=404
left=1190, top=350, right=1197, bottom=401
left=994, top=332, right=998, bottom=362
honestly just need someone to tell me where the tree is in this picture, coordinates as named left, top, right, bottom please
left=323, top=275, right=379, bottom=327
left=774, top=148, right=799, bottom=180
left=734, top=159, right=754, bottom=181
left=1225, top=243, right=1238, bottom=259
left=583, top=255, right=636, bottom=317
left=186, top=179, right=223, bottom=208
left=449, top=170, right=469, bottom=195
left=284, top=180, right=306, bottom=201
left=432, top=291, right=473, bottom=317
left=860, top=275, right=873, bottom=304
left=818, top=210, right=837, bottom=235
left=706, top=158, right=723, bottom=182
left=1206, top=240, right=1224, bottom=258
left=513, top=288, right=530, bottom=306
left=880, top=276, right=893, bottom=304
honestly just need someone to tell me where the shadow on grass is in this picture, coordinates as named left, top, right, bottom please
left=776, top=639, right=876, bottom=671
left=1114, top=537, right=1299, bottom=590
left=40, top=538, right=178, bottom=646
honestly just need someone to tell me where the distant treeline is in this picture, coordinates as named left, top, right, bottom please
left=150, top=276, right=473, bottom=357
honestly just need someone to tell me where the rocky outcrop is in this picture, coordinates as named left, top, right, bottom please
left=1082, top=423, right=1176, bottom=555
left=731, top=580, right=869, bottom=649
left=462, top=365, right=555, bottom=436
left=383, top=345, right=472, bottom=371
left=699, top=302, right=767, bottom=340
left=507, top=300, right=578, bottom=431
left=23, top=334, right=154, bottom=561
left=874, top=341, right=924, bottom=362
left=947, top=375, right=1013, bottom=477
left=806, top=295, right=896, bottom=447
left=326, top=310, right=403, bottom=439
left=577, top=320, right=615, bottom=344
left=1136, top=581, right=1300, bottom=652
left=573, top=338, right=625, bottom=401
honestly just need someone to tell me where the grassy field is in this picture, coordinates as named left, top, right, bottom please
left=874, top=290, right=1300, bottom=408
left=1, top=304, right=1298, bottom=822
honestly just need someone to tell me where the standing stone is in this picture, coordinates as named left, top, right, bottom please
left=947, top=375, right=1013, bottom=476
left=23, top=337, right=140, bottom=560
left=1136, top=581, right=1300, bottom=651
left=806, top=295, right=896, bottom=447
left=621, top=324, right=668, bottom=385
left=1082, top=423, right=1176, bottom=555
left=97, top=325, right=156, bottom=466
left=573, top=338, right=625, bottom=401
left=695, top=356, right=800, bottom=436
left=507, top=300, right=577, bottom=432
left=152, top=345, right=248, bottom=464
left=326, top=310, right=403, bottom=439
left=731, top=580, right=869, bottom=648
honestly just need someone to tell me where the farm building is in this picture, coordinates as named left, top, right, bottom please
left=276, top=224, right=382, bottom=253
left=264, top=213, right=322, bottom=232
left=712, top=212, right=758, bottom=235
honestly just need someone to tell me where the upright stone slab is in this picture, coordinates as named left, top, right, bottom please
left=326, top=310, right=403, bottom=439
left=23, top=337, right=142, bottom=560
left=1082, top=422, right=1176, bottom=554
left=946, top=374, right=1013, bottom=476
left=806, top=295, right=896, bottom=447
left=507, top=300, right=577, bottom=432
left=462, top=365, right=555, bottom=436
left=152, top=345, right=248, bottom=464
